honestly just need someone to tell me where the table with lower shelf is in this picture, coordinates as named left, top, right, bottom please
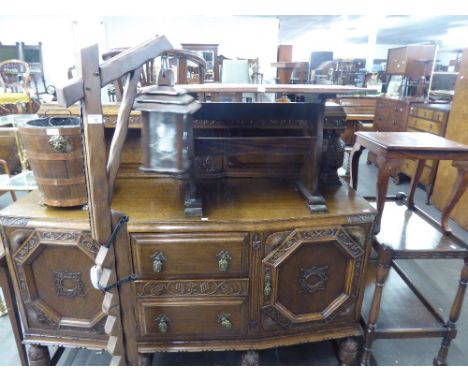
left=349, top=131, right=468, bottom=365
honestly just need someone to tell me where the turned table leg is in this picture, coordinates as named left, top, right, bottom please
left=28, top=344, right=51, bottom=366
left=361, top=245, right=393, bottom=366
left=440, top=161, right=468, bottom=234
left=338, top=337, right=359, bottom=366
left=434, top=256, right=468, bottom=366
left=138, top=352, right=153, bottom=366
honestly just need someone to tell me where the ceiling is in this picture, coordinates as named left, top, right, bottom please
left=275, top=15, right=468, bottom=47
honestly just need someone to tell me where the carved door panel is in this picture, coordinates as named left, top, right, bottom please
left=261, top=227, right=365, bottom=332
left=9, top=229, right=107, bottom=337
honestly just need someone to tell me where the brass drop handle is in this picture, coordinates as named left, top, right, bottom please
left=48, top=135, right=70, bottom=153
left=216, top=250, right=231, bottom=272
left=218, top=313, right=232, bottom=330
left=155, top=314, right=169, bottom=333
left=150, top=251, right=166, bottom=273
left=264, top=275, right=272, bottom=298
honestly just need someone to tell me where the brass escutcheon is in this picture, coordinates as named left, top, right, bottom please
left=216, top=250, right=231, bottom=272
left=150, top=251, right=166, bottom=273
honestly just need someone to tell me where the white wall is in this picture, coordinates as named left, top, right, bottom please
left=0, top=15, right=280, bottom=89
left=102, top=16, right=279, bottom=81
left=0, top=16, right=77, bottom=88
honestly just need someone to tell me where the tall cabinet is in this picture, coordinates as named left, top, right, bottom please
left=432, top=48, right=468, bottom=230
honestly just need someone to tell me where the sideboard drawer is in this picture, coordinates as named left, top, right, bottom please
left=132, top=233, right=249, bottom=278
left=138, top=297, right=248, bottom=338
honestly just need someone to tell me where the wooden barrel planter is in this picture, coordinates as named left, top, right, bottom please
left=19, top=117, right=87, bottom=207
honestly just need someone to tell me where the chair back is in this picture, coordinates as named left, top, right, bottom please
left=0, top=59, right=31, bottom=97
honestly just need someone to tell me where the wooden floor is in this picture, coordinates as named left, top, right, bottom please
left=0, top=155, right=467, bottom=366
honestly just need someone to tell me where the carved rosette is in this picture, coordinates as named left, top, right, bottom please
left=54, top=271, right=85, bottom=298
left=136, top=279, right=249, bottom=298
left=298, top=266, right=329, bottom=294
left=9, top=229, right=104, bottom=334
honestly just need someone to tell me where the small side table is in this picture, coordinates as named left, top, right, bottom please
left=349, top=131, right=468, bottom=234
left=350, top=131, right=468, bottom=365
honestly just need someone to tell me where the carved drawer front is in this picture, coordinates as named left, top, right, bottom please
left=10, top=230, right=106, bottom=335
left=138, top=297, right=248, bottom=339
left=261, top=227, right=365, bottom=331
left=132, top=233, right=249, bottom=278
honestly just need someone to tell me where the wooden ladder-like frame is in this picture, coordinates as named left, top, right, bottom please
left=57, top=36, right=172, bottom=365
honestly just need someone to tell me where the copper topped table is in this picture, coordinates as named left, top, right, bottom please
left=349, top=131, right=468, bottom=234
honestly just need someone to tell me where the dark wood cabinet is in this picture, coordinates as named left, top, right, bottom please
left=386, top=45, right=436, bottom=79
left=373, top=97, right=412, bottom=132
left=369, top=97, right=414, bottom=170
left=402, top=103, right=450, bottom=203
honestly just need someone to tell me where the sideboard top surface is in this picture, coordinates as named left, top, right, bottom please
left=0, top=178, right=375, bottom=228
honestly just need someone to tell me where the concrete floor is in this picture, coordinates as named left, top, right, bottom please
left=0, top=156, right=467, bottom=366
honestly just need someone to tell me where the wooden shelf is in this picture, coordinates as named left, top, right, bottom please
left=362, top=261, right=447, bottom=339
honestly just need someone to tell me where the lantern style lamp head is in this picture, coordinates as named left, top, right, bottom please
left=134, top=66, right=201, bottom=175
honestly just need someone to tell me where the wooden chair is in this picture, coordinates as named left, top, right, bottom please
left=0, top=59, right=33, bottom=115
left=360, top=160, right=468, bottom=365
left=102, top=48, right=207, bottom=101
